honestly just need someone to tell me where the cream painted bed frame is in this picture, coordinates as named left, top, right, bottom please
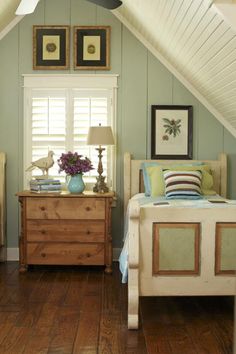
left=0, top=152, right=6, bottom=261
left=124, top=152, right=236, bottom=329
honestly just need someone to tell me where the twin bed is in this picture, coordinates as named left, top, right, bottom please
left=120, top=152, right=236, bottom=329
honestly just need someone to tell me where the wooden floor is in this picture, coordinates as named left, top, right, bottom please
left=0, top=262, right=234, bottom=354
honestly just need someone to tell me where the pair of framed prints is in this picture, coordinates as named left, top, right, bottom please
left=33, top=25, right=110, bottom=70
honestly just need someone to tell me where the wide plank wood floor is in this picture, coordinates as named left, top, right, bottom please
left=0, top=262, right=234, bottom=354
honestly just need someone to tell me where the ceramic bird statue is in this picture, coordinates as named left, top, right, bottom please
left=26, top=151, right=55, bottom=177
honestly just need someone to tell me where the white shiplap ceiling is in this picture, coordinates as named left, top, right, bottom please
left=113, top=0, right=236, bottom=137
left=0, top=0, right=236, bottom=137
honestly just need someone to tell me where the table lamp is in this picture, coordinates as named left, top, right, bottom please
left=87, top=124, right=115, bottom=193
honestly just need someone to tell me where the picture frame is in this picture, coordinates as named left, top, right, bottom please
left=74, top=26, right=110, bottom=70
left=151, top=105, right=193, bottom=159
left=33, top=25, right=70, bottom=70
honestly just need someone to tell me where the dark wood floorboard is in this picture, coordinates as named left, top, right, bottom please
left=0, top=261, right=234, bottom=354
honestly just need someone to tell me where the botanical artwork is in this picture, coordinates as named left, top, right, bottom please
left=162, top=118, right=181, bottom=140
left=151, top=105, right=193, bottom=159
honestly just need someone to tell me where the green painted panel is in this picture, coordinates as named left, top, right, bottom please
left=71, top=0, right=96, bottom=25
left=121, top=26, right=147, bottom=159
left=0, top=27, right=19, bottom=247
left=147, top=52, right=173, bottom=158
left=173, top=79, right=199, bottom=159
left=97, top=6, right=122, bottom=75
left=159, top=227, right=195, bottom=271
left=96, top=9, right=123, bottom=247
left=45, top=0, right=71, bottom=23
left=220, top=228, right=236, bottom=270
left=70, top=0, right=96, bottom=73
left=198, top=106, right=223, bottom=160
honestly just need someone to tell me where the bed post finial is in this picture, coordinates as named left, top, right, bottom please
left=124, top=152, right=131, bottom=216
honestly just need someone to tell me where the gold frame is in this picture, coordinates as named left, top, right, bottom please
left=33, top=25, right=70, bottom=70
left=74, top=26, right=110, bottom=70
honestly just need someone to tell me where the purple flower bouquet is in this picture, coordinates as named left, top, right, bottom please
left=58, top=151, right=94, bottom=176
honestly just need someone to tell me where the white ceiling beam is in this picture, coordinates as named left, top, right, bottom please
left=0, top=15, right=24, bottom=41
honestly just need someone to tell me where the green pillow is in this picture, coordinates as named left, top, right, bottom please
left=147, top=165, right=214, bottom=197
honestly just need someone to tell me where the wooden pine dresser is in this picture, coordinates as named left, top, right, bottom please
left=16, top=191, right=114, bottom=273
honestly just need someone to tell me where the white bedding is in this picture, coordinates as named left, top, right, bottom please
left=119, top=193, right=236, bottom=283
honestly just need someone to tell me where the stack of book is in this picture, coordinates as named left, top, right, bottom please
left=30, top=178, right=62, bottom=193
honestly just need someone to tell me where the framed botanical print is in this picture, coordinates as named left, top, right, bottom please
left=74, top=26, right=110, bottom=70
left=151, top=105, right=193, bottom=159
left=33, top=25, right=70, bottom=70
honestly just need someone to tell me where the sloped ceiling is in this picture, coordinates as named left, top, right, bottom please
left=0, top=0, right=236, bottom=138
left=113, top=0, right=236, bottom=137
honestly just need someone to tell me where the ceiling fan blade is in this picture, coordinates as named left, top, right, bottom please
left=85, top=0, right=122, bottom=10
left=15, top=0, right=40, bottom=15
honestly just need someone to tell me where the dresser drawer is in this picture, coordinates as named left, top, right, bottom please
left=26, top=220, right=105, bottom=242
left=26, top=197, right=105, bottom=220
left=27, top=243, right=104, bottom=265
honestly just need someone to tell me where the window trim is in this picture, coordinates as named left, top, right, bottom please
left=23, top=74, right=118, bottom=190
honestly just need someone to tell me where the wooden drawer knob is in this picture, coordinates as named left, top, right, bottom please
left=41, top=230, right=46, bottom=235
left=86, top=206, right=91, bottom=211
left=41, top=253, right=46, bottom=257
left=40, top=206, right=46, bottom=211
left=86, top=230, right=90, bottom=235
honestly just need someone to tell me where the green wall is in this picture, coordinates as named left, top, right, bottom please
left=1, top=0, right=236, bottom=249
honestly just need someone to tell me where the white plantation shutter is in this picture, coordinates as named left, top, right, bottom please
left=31, top=90, right=67, bottom=179
left=23, top=75, right=117, bottom=190
left=73, top=90, right=112, bottom=184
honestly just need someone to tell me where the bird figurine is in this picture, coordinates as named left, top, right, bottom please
left=26, top=151, right=55, bottom=177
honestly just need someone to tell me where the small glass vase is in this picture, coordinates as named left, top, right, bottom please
left=67, top=174, right=85, bottom=194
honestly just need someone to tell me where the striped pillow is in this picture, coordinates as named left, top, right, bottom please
left=163, top=170, right=203, bottom=199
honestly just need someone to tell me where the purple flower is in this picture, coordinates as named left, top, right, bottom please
left=57, top=151, right=94, bottom=176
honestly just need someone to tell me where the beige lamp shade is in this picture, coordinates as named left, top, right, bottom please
left=87, top=126, right=115, bottom=146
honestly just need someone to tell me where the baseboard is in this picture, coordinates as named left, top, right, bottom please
left=6, top=247, right=122, bottom=262
left=7, top=248, right=19, bottom=261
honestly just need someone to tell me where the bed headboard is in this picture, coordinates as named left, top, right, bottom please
left=123, top=152, right=227, bottom=214
left=0, top=152, right=6, bottom=256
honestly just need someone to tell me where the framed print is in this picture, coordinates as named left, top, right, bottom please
left=33, top=25, right=70, bottom=70
left=74, top=26, right=110, bottom=70
left=151, top=105, right=193, bottom=159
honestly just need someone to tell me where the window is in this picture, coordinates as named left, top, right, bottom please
left=23, top=75, right=118, bottom=190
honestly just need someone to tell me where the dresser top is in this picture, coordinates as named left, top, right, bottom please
left=16, top=190, right=115, bottom=198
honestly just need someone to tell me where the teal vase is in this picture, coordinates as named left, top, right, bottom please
left=67, top=174, right=85, bottom=194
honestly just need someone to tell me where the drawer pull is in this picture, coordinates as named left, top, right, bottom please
left=41, top=230, right=46, bottom=235
left=86, top=230, right=90, bottom=235
left=41, top=253, right=46, bottom=258
left=40, top=206, right=46, bottom=211
left=86, top=206, right=91, bottom=211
